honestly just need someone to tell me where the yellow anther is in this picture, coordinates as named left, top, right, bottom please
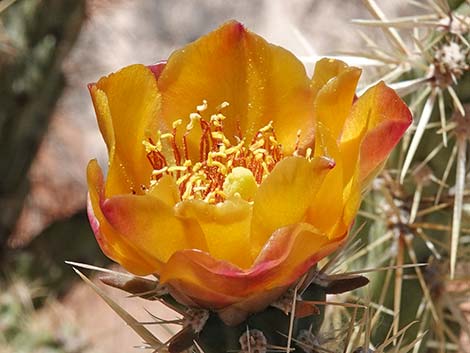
left=176, top=173, right=191, bottom=186
left=207, top=157, right=227, bottom=174
left=168, top=165, right=187, bottom=173
left=211, top=131, right=224, bottom=139
left=249, top=139, right=265, bottom=151
left=152, top=166, right=168, bottom=176
left=193, top=162, right=203, bottom=173
left=172, top=119, right=183, bottom=129
left=260, top=161, right=270, bottom=176
left=145, top=101, right=285, bottom=204
left=160, top=132, right=174, bottom=140
left=211, top=131, right=231, bottom=145
left=210, top=150, right=227, bottom=159
left=259, top=121, right=274, bottom=133
left=254, top=153, right=264, bottom=161
left=305, top=147, right=313, bottom=160
left=225, top=140, right=244, bottom=155
left=196, top=100, right=208, bottom=112
left=187, top=113, right=201, bottom=130
left=142, top=140, right=158, bottom=153
left=216, top=101, right=230, bottom=111
left=210, top=113, right=226, bottom=122
left=268, top=136, right=279, bottom=145
left=204, top=194, right=216, bottom=203
left=182, top=182, right=193, bottom=200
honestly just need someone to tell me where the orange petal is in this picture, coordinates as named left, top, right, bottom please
left=313, top=63, right=361, bottom=139
left=308, top=60, right=362, bottom=236
left=340, top=81, right=412, bottom=185
left=338, top=169, right=361, bottom=235
left=87, top=160, right=160, bottom=275
left=160, top=223, right=342, bottom=316
left=146, top=174, right=180, bottom=206
left=250, top=156, right=334, bottom=257
left=157, top=20, right=314, bottom=158
left=89, top=64, right=160, bottom=196
left=311, top=58, right=352, bottom=96
left=306, top=123, right=345, bottom=235
left=100, top=193, right=208, bottom=265
left=175, top=198, right=253, bottom=269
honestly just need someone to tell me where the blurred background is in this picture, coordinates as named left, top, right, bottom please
left=0, top=1, right=462, bottom=352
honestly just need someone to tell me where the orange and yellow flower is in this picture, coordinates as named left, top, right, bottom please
left=87, top=21, right=411, bottom=325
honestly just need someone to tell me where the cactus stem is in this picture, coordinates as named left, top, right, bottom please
left=403, top=235, right=440, bottom=322
left=296, top=330, right=321, bottom=353
left=183, top=309, right=210, bottom=333
left=271, top=288, right=297, bottom=314
left=412, top=140, right=445, bottom=176
left=239, top=329, right=268, bottom=353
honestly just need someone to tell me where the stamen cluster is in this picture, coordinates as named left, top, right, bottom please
left=143, top=101, right=284, bottom=203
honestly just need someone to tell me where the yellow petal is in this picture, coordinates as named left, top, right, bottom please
left=314, top=63, right=361, bottom=139
left=89, top=64, right=160, bottom=196
left=87, top=160, right=160, bottom=274
left=101, top=193, right=208, bottom=264
left=308, top=59, right=362, bottom=237
left=175, top=198, right=253, bottom=269
left=306, top=123, right=345, bottom=235
left=157, top=20, right=314, bottom=158
left=250, top=156, right=334, bottom=257
left=147, top=174, right=180, bottom=206
left=339, top=169, right=361, bottom=235
left=160, top=223, right=342, bottom=315
left=311, top=58, right=352, bottom=96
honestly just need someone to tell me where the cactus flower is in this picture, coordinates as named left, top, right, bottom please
left=87, top=21, right=411, bottom=325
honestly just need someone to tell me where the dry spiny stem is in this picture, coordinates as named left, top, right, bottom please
left=340, top=2, right=470, bottom=350
left=239, top=329, right=268, bottom=353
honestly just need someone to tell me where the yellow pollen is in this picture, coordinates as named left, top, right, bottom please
left=259, top=121, right=274, bottom=133
left=152, top=166, right=168, bottom=176
left=172, top=119, right=183, bottom=129
left=144, top=100, right=285, bottom=204
left=187, top=113, right=202, bottom=130
left=305, top=147, right=313, bottom=160
left=160, top=132, right=173, bottom=140
left=196, top=100, right=208, bottom=112
left=168, top=165, right=187, bottom=173
left=142, top=139, right=159, bottom=153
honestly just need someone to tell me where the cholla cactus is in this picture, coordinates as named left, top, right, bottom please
left=75, top=20, right=414, bottom=353
left=72, top=2, right=470, bottom=352
left=331, top=0, right=470, bottom=351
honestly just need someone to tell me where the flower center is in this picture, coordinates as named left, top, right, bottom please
left=143, top=101, right=285, bottom=204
